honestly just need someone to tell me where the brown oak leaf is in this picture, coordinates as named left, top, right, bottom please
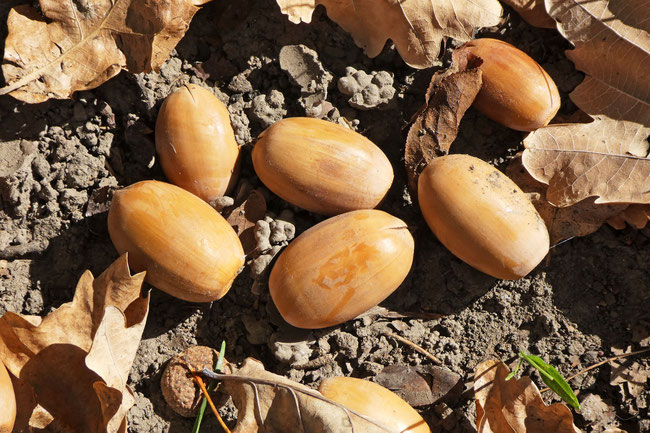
left=475, top=360, right=579, bottom=433
left=522, top=118, right=649, bottom=207
left=522, top=0, right=650, bottom=208
left=500, top=0, right=554, bottom=28
left=276, top=0, right=502, bottom=69
left=607, top=204, right=650, bottom=229
left=225, top=189, right=267, bottom=256
left=0, top=254, right=149, bottom=433
left=0, top=0, right=212, bottom=103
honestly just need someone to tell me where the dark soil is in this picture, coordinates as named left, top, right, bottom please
left=0, top=1, right=648, bottom=432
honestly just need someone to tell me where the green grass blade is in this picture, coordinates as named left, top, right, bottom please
left=519, top=352, right=581, bottom=411
left=191, top=341, right=228, bottom=433
left=505, top=358, right=523, bottom=381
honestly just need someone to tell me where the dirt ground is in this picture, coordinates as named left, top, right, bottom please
left=1, top=1, right=649, bottom=432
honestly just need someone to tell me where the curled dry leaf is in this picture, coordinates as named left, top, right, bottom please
left=500, top=0, right=554, bottom=28
left=474, top=360, right=579, bottom=433
left=506, top=156, right=628, bottom=243
left=0, top=254, right=149, bottom=433
left=0, top=0, right=212, bottom=103
left=276, top=0, right=502, bottom=69
left=222, top=357, right=397, bottom=433
left=523, top=118, right=650, bottom=207
left=522, top=0, right=650, bottom=207
left=405, top=65, right=482, bottom=195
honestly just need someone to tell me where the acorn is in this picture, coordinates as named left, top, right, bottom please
left=252, top=117, right=393, bottom=215
left=454, top=38, right=560, bottom=131
left=269, top=209, right=414, bottom=329
left=319, top=377, right=431, bottom=433
left=108, top=180, right=245, bottom=302
left=156, top=84, right=240, bottom=202
left=0, top=361, right=16, bottom=433
left=418, top=155, right=549, bottom=279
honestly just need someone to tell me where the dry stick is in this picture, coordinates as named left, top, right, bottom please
left=384, top=332, right=442, bottom=364
left=186, top=365, right=232, bottom=433
left=540, top=347, right=650, bottom=393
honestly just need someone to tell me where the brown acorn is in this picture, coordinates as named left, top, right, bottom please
left=0, top=361, right=16, bottom=433
left=253, top=117, right=393, bottom=215
left=269, top=209, right=414, bottom=329
left=108, top=180, right=245, bottom=302
left=418, top=154, right=549, bottom=279
left=156, top=84, right=240, bottom=202
left=454, top=38, right=560, bottom=131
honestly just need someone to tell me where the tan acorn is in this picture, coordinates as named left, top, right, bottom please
left=108, top=180, right=245, bottom=302
left=269, top=209, right=414, bottom=329
left=454, top=38, right=560, bottom=131
left=156, top=84, right=240, bottom=202
left=418, top=154, right=549, bottom=279
left=252, top=117, right=393, bottom=215
left=319, top=377, right=431, bottom=433
left=0, top=361, right=16, bottom=433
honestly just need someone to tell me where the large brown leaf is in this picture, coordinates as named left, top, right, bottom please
left=545, top=0, right=650, bottom=126
left=0, top=0, right=211, bottom=103
left=522, top=118, right=649, bottom=207
left=522, top=0, right=650, bottom=207
left=276, top=0, right=503, bottom=69
left=474, top=360, right=579, bottom=433
left=0, top=254, right=149, bottom=433
left=499, top=0, right=554, bottom=28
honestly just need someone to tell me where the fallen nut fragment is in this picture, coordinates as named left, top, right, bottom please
left=161, top=346, right=229, bottom=417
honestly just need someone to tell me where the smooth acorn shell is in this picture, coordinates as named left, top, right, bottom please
left=252, top=117, right=394, bottom=215
left=108, top=180, right=245, bottom=302
left=156, top=84, right=240, bottom=202
left=319, top=377, right=430, bottom=433
left=454, top=38, right=560, bottom=131
left=0, top=362, right=16, bottom=433
left=269, top=209, right=414, bottom=329
left=418, top=155, right=549, bottom=279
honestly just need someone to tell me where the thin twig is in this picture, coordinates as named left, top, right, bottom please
left=186, top=364, right=232, bottom=433
left=200, top=370, right=398, bottom=433
left=384, top=332, right=442, bottom=364
left=540, top=348, right=650, bottom=393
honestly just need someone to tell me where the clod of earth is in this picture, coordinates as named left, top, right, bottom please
left=107, top=181, right=245, bottom=302
left=155, top=84, right=241, bottom=202
left=269, top=209, right=414, bottom=329
left=418, top=154, right=549, bottom=280
left=253, top=117, right=394, bottom=216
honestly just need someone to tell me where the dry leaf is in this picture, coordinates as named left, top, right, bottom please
left=474, top=360, right=580, bottom=433
left=500, top=0, right=554, bottom=28
left=521, top=0, right=650, bottom=207
left=225, top=190, right=267, bottom=256
left=223, top=358, right=394, bottom=433
left=0, top=254, right=149, bottom=433
left=522, top=118, right=650, bottom=207
left=405, top=65, right=482, bottom=194
left=0, top=0, right=212, bottom=103
left=546, top=0, right=650, bottom=127
left=506, top=156, right=628, bottom=243
left=610, top=347, right=650, bottom=399
left=607, top=204, right=650, bottom=230
left=276, top=0, right=502, bottom=69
